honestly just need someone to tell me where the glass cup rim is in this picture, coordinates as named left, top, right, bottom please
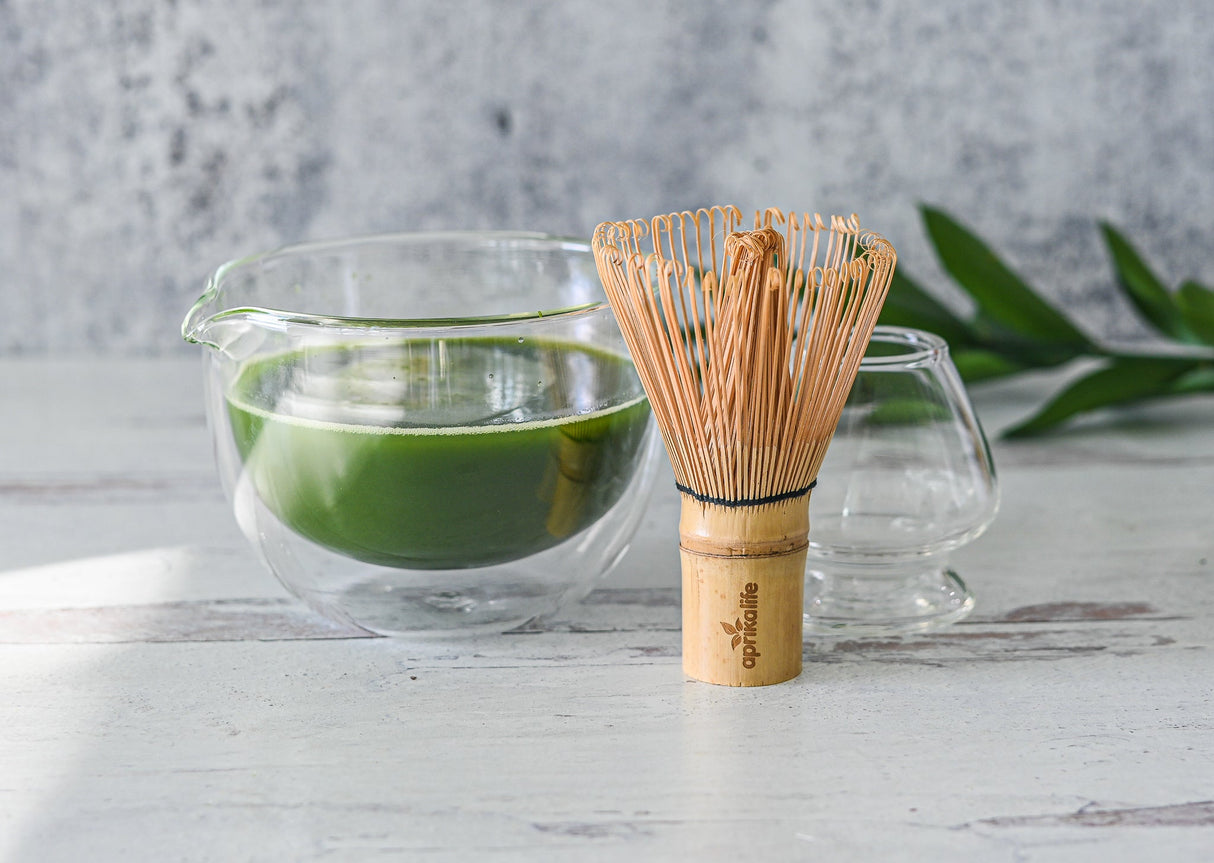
left=183, top=230, right=606, bottom=342
left=862, top=325, right=950, bottom=368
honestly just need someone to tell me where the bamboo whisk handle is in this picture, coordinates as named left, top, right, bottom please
left=678, top=494, right=810, bottom=686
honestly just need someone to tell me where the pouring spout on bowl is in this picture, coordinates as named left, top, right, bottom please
left=181, top=279, right=222, bottom=349
left=182, top=273, right=285, bottom=362
left=182, top=307, right=284, bottom=362
left=182, top=251, right=278, bottom=355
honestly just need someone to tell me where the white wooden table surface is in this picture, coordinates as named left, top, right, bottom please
left=1, top=357, right=1212, bottom=862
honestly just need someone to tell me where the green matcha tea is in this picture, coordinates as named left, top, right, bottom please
left=226, top=338, right=651, bottom=569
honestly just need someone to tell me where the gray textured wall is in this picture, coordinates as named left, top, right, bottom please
left=3, top=0, right=1212, bottom=355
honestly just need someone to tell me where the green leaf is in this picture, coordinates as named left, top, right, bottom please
left=865, top=396, right=953, bottom=426
left=1100, top=223, right=1194, bottom=341
left=922, top=206, right=1093, bottom=352
left=1004, top=357, right=1199, bottom=437
left=966, top=310, right=1087, bottom=369
left=1169, top=363, right=1214, bottom=395
left=877, top=270, right=977, bottom=348
left=1176, top=280, right=1214, bottom=346
left=950, top=349, right=1032, bottom=383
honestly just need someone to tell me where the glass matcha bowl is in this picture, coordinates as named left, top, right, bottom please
left=182, top=232, right=661, bottom=636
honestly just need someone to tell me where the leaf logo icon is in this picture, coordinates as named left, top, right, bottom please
left=720, top=618, right=744, bottom=650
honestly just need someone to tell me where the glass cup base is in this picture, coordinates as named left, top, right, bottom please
left=298, top=574, right=563, bottom=637
left=803, top=563, right=974, bottom=637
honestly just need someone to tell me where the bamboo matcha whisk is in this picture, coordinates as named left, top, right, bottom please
left=592, top=206, right=896, bottom=686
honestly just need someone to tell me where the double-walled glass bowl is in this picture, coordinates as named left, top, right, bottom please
left=183, top=233, right=661, bottom=636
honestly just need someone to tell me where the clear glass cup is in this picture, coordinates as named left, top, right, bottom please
left=803, top=326, right=999, bottom=635
left=182, top=232, right=662, bottom=636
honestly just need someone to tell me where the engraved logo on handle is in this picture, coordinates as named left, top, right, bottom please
left=720, top=582, right=761, bottom=668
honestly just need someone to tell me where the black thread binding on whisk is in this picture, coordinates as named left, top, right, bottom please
left=674, top=479, right=817, bottom=508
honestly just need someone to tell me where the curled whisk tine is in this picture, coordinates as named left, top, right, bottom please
left=830, top=213, right=860, bottom=236
left=756, top=207, right=790, bottom=233
left=590, top=225, right=621, bottom=266
left=675, top=209, right=703, bottom=284
left=650, top=213, right=675, bottom=262
left=610, top=218, right=647, bottom=260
